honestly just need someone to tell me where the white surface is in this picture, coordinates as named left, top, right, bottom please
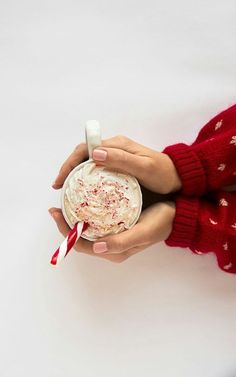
left=0, top=1, right=236, bottom=376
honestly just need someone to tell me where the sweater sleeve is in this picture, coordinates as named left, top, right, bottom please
left=163, top=104, right=236, bottom=196
left=165, top=191, right=236, bottom=274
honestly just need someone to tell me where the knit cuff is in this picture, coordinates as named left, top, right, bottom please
left=163, top=143, right=206, bottom=196
left=165, top=196, right=199, bottom=248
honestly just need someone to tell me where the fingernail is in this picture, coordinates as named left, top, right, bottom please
left=52, top=181, right=57, bottom=187
left=93, top=242, right=108, bottom=253
left=93, top=149, right=107, bottom=161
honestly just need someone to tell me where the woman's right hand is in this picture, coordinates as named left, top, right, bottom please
left=49, top=201, right=175, bottom=263
left=53, top=135, right=181, bottom=194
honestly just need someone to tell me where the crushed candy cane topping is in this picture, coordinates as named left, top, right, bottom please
left=64, top=162, right=141, bottom=239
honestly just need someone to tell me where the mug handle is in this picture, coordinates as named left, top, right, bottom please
left=85, top=120, right=102, bottom=159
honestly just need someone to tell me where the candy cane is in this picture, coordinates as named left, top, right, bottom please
left=50, top=222, right=88, bottom=266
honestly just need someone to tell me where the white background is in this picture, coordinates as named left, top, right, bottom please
left=0, top=1, right=236, bottom=376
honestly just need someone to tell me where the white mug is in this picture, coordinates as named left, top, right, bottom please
left=61, top=121, right=142, bottom=241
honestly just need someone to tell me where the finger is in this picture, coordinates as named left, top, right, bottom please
left=126, top=244, right=149, bottom=257
left=92, top=222, right=149, bottom=255
left=49, top=208, right=139, bottom=262
left=92, top=146, right=152, bottom=182
left=52, top=143, right=88, bottom=189
left=91, top=251, right=130, bottom=263
left=48, top=207, right=94, bottom=255
left=92, top=203, right=169, bottom=255
left=52, top=135, right=154, bottom=189
left=48, top=208, right=70, bottom=237
left=101, top=135, right=154, bottom=155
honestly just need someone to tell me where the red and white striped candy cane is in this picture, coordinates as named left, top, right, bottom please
left=50, top=221, right=88, bottom=266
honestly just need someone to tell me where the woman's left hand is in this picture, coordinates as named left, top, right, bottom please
left=49, top=201, right=175, bottom=263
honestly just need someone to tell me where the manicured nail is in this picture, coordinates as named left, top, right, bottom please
left=93, top=149, right=107, bottom=161
left=93, top=242, right=108, bottom=253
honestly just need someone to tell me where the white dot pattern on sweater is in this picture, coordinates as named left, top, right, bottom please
left=219, top=198, right=229, bottom=206
left=168, top=110, right=236, bottom=274
left=223, top=262, right=233, bottom=270
left=217, top=163, right=226, bottom=171
left=194, top=249, right=203, bottom=254
left=209, top=218, right=218, bottom=225
left=223, top=242, right=228, bottom=251
left=215, top=120, right=223, bottom=130
left=230, top=136, right=236, bottom=145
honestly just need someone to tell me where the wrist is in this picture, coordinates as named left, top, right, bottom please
left=159, top=201, right=176, bottom=241
left=163, top=154, right=182, bottom=193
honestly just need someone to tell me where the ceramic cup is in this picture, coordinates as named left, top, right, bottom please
left=61, top=121, right=142, bottom=241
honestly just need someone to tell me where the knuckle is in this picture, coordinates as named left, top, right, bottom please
left=115, top=135, right=130, bottom=145
left=119, top=149, right=128, bottom=163
left=74, top=143, right=86, bottom=153
left=114, top=238, right=124, bottom=253
left=108, top=237, right=124, bottom=254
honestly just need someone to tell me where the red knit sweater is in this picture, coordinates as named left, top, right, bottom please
left=163, top=104, right=236, bottom=274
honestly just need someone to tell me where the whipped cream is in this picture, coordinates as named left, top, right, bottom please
left=63, top=161, right=142, bottom=240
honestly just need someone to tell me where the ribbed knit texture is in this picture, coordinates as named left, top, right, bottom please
left=165, top=196, right=199, bottom=248
left=163, top=104, right=236, bottom=196
left=164, top=104, right=236, bottom=274
left=163, top=144, right=206, bottom=196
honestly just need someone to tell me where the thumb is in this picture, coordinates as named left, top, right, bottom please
left=48, top=207, right=70, bottom=237
left=92, top=147, right=150, bottom=180
left=92, top=222, right=148, bottom=254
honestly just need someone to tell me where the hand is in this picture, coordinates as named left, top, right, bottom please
left=48, top=202, right=175, bottom=263
left=52, top=135, right=181, bottom=194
